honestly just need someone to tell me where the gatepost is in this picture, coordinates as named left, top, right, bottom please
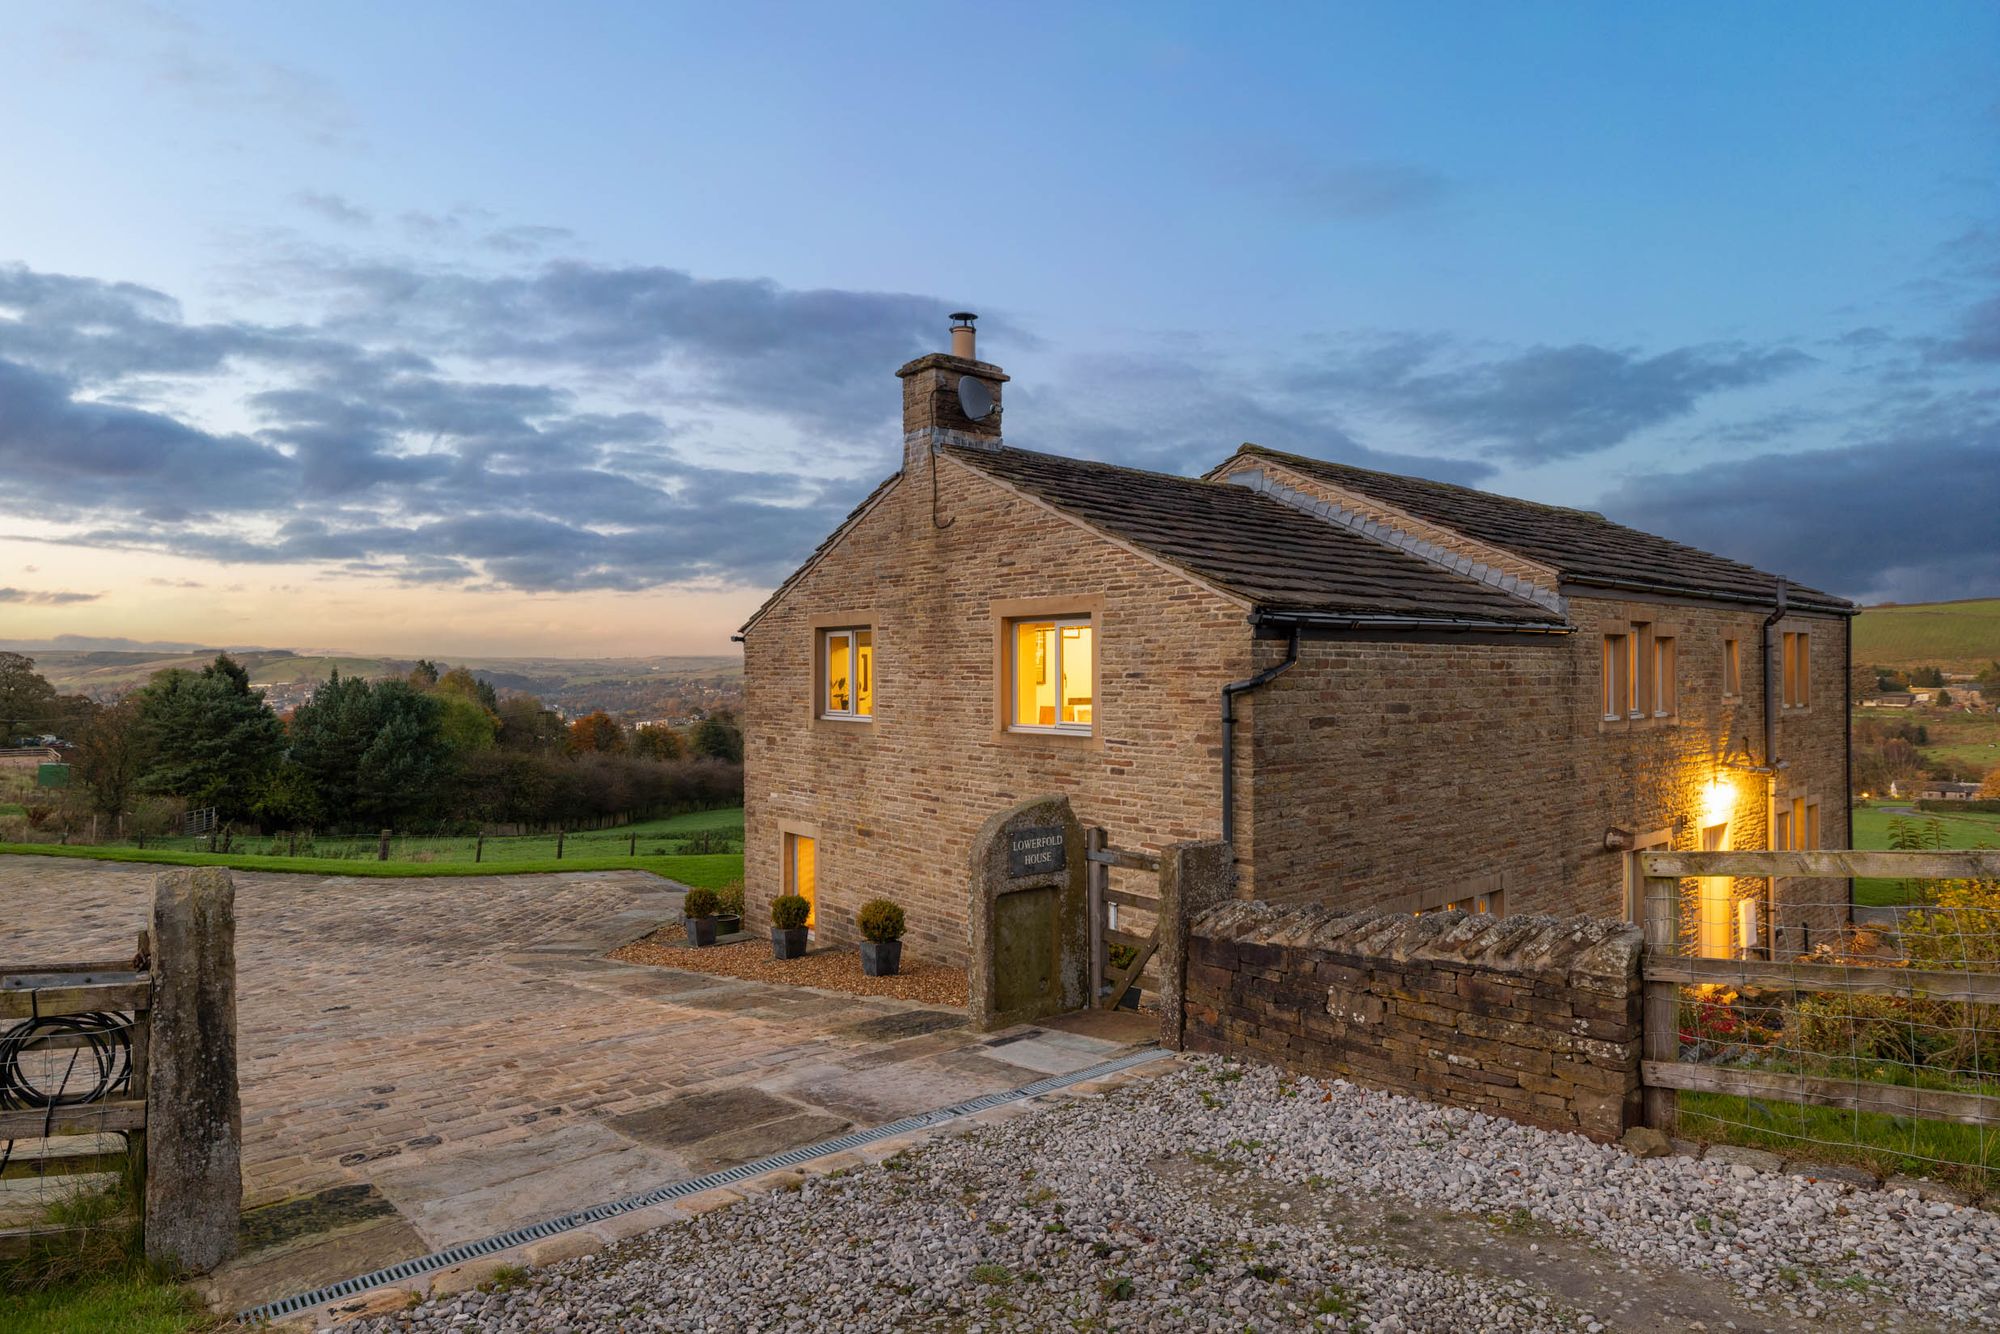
left=968, top=795, right=1088, bottom=1030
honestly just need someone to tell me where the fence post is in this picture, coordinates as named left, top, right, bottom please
left=377, top=829, right=390, bottom=861
left=556, top=830, right=565, bottom=860
left=146, top=867, right=241, bottom=1274
left=1639, top=854, right=1680, bottom=1133
left=475, top=835, right=484, bottom=864
left=629, top=832, right=637, bottom=857
left=288, top=832, right=296, bottom=857
left=1156, top=841, right=1234, bottom=1050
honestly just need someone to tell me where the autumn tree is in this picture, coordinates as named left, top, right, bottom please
left=1981, top=765, right=2000, bottom=800
left=0, top=652, right=59, bottom=741
left=567, top=710, right=626, bottom=754
left=71, top=697, right=147, bottom=821
left=632, top=723, right=685, bottom=761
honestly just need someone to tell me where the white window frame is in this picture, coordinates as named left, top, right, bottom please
left=820, top=627, right=873, bottom=722
left=1008, top=615, right=1093, bottom=735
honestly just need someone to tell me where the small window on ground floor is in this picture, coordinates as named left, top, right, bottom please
left=784, top=832, right=816, bottom=929
left=1009, top=617, right=1093, bottom=732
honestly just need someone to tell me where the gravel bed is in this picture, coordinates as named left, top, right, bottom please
left=609, top=925, right=968, bottom=1007
left=343, top=1059, right=2000, bottom=1332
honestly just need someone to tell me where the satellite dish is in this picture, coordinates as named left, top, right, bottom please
left=957, top=375, right=994, bottom=422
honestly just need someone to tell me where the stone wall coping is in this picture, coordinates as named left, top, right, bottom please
left=1192, top=900, right=1640, bottom=985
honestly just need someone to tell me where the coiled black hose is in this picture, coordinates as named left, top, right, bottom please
left=0, top=1011, right=132, bottom=1110
left=0, top=1011, right=134, bottom=1175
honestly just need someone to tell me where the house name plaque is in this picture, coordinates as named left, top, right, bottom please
left=1006, top=826, right=1067, bottom=877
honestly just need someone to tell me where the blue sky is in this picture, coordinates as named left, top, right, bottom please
left=1, top=1, right=1995, bottom=655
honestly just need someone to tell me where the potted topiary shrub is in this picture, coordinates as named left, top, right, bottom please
left=682, top=886, right=721, bottom=947
left=857, top=898, right=905, bottom=977
left=771, top=894, right=810, bottom=959
left=715, top=880, right=744, bottom=937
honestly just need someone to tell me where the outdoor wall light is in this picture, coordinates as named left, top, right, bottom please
left=1702, top=776, right=1734, bottom=827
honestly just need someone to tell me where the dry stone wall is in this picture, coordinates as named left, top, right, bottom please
left=1184, top=901, right=1644, bottom=1141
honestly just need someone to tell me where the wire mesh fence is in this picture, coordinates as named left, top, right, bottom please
left=1637, top=844, right=2000, bottom=1194
left=0, top=816, right=743, bottom=865
left=2, top=975, right=147, bottom=1278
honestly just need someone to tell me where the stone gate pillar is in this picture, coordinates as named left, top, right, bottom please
left=968, top=795, right=1088, bottom=1030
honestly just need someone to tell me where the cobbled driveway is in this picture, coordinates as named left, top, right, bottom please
left=0, top=855, right=1141, bottom=1311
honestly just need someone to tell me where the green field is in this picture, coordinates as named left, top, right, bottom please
left=1850, top=801, right=2000, bottom=906
left=1913, top=708, right=2000, bottom=773
left=0, top=807, right=745, bottom=887
left=1854, top=596, right=2000, bottom=672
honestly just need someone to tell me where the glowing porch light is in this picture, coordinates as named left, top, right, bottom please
left=1701, top=775, right=1734, bottom=827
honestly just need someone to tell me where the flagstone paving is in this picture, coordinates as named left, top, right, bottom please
left=0, top=855, right=1148, bottom=1311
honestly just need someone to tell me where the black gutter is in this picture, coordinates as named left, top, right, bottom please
left=1221, top=621, right=1301, bottom=848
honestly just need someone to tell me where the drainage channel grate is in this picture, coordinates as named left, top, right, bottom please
left=237, top=1044, right=1171, bottom=1325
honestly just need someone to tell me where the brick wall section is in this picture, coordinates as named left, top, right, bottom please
left=1236, top=596, right=1850, bottom=945
left=1183, top=901, right=1644, bottom=1140
left=742, top=453, right=1251, bottom=968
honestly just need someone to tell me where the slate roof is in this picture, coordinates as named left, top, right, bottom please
left=1226, top=445, right=1853, bottom=614
left=946, top=445, right=1565, bottom=627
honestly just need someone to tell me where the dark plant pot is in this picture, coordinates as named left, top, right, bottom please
left=716, top=914, right=742, bottom=937
left=860, top=940, right=903, bottom=977
left=1117, top=985, right=1141, bottom=1012
left=684, top=915, right=717, bottom=947
left=772, top=926, right=808, bottom=959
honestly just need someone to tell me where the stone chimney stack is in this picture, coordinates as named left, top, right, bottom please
left=896, top=312, right=1006, bottom=475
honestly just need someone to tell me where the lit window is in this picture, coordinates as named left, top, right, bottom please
left=1009, top=617, right=1093, bottom=732
left=1652, top=635, right=1677, bottom=718
left=822, top=628, right=873, bottom=720
left=1601, top=633, right=1631, bottom=719
left=1722, top=638, right=1740, bottom=697
left=1698, top=820, right=1731, bottom=959
left=1782, top=631, right=1811, bottom=708
left=1442, top=889, right=1505, bottom=916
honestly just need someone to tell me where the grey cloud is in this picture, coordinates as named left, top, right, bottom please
left=292, top=190, right=372, bottom=227
left=1290, top=337, right=1816, bottom=462
left=1599, top=393, right=2000, bottom=603
left=0, top=587, right=100, bottom=605
left=1292, top=162, right=1451, bottom=219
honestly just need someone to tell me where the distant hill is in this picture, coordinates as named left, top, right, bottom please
left=1854, top=597, right=2000, bottom=671
left=20, top=647, right=742, bottom=722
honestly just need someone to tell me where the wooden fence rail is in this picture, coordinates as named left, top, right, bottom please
left=1633, top=847, right=2000, bottom=1136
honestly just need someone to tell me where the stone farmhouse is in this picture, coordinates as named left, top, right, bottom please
left=738, top=318, right=1855, bottom=970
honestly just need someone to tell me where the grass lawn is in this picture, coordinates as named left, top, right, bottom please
left=618, top=808, right=744, bottom=837
left=1850, top=801, right=2000, bottom=906
left=3, top=1271, right=217, bottom=1334
left=1682, top=1091, right=1998, bottom=1196
left=0, top=842, right=744, bottom=888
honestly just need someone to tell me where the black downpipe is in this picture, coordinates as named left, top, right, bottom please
left=1761, top=581, right=1788, bottom=772
left=1845, top=613, right=1855, bottom=924
left=1221, top=623, right=1301, bottom=848
left=1760, top=582, right=1788, bottom=956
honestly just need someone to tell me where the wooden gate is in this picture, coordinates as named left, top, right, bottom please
left=0, top=936, right=153, bottom=1259
left=1085, top=828, right=1166, bottom=1009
